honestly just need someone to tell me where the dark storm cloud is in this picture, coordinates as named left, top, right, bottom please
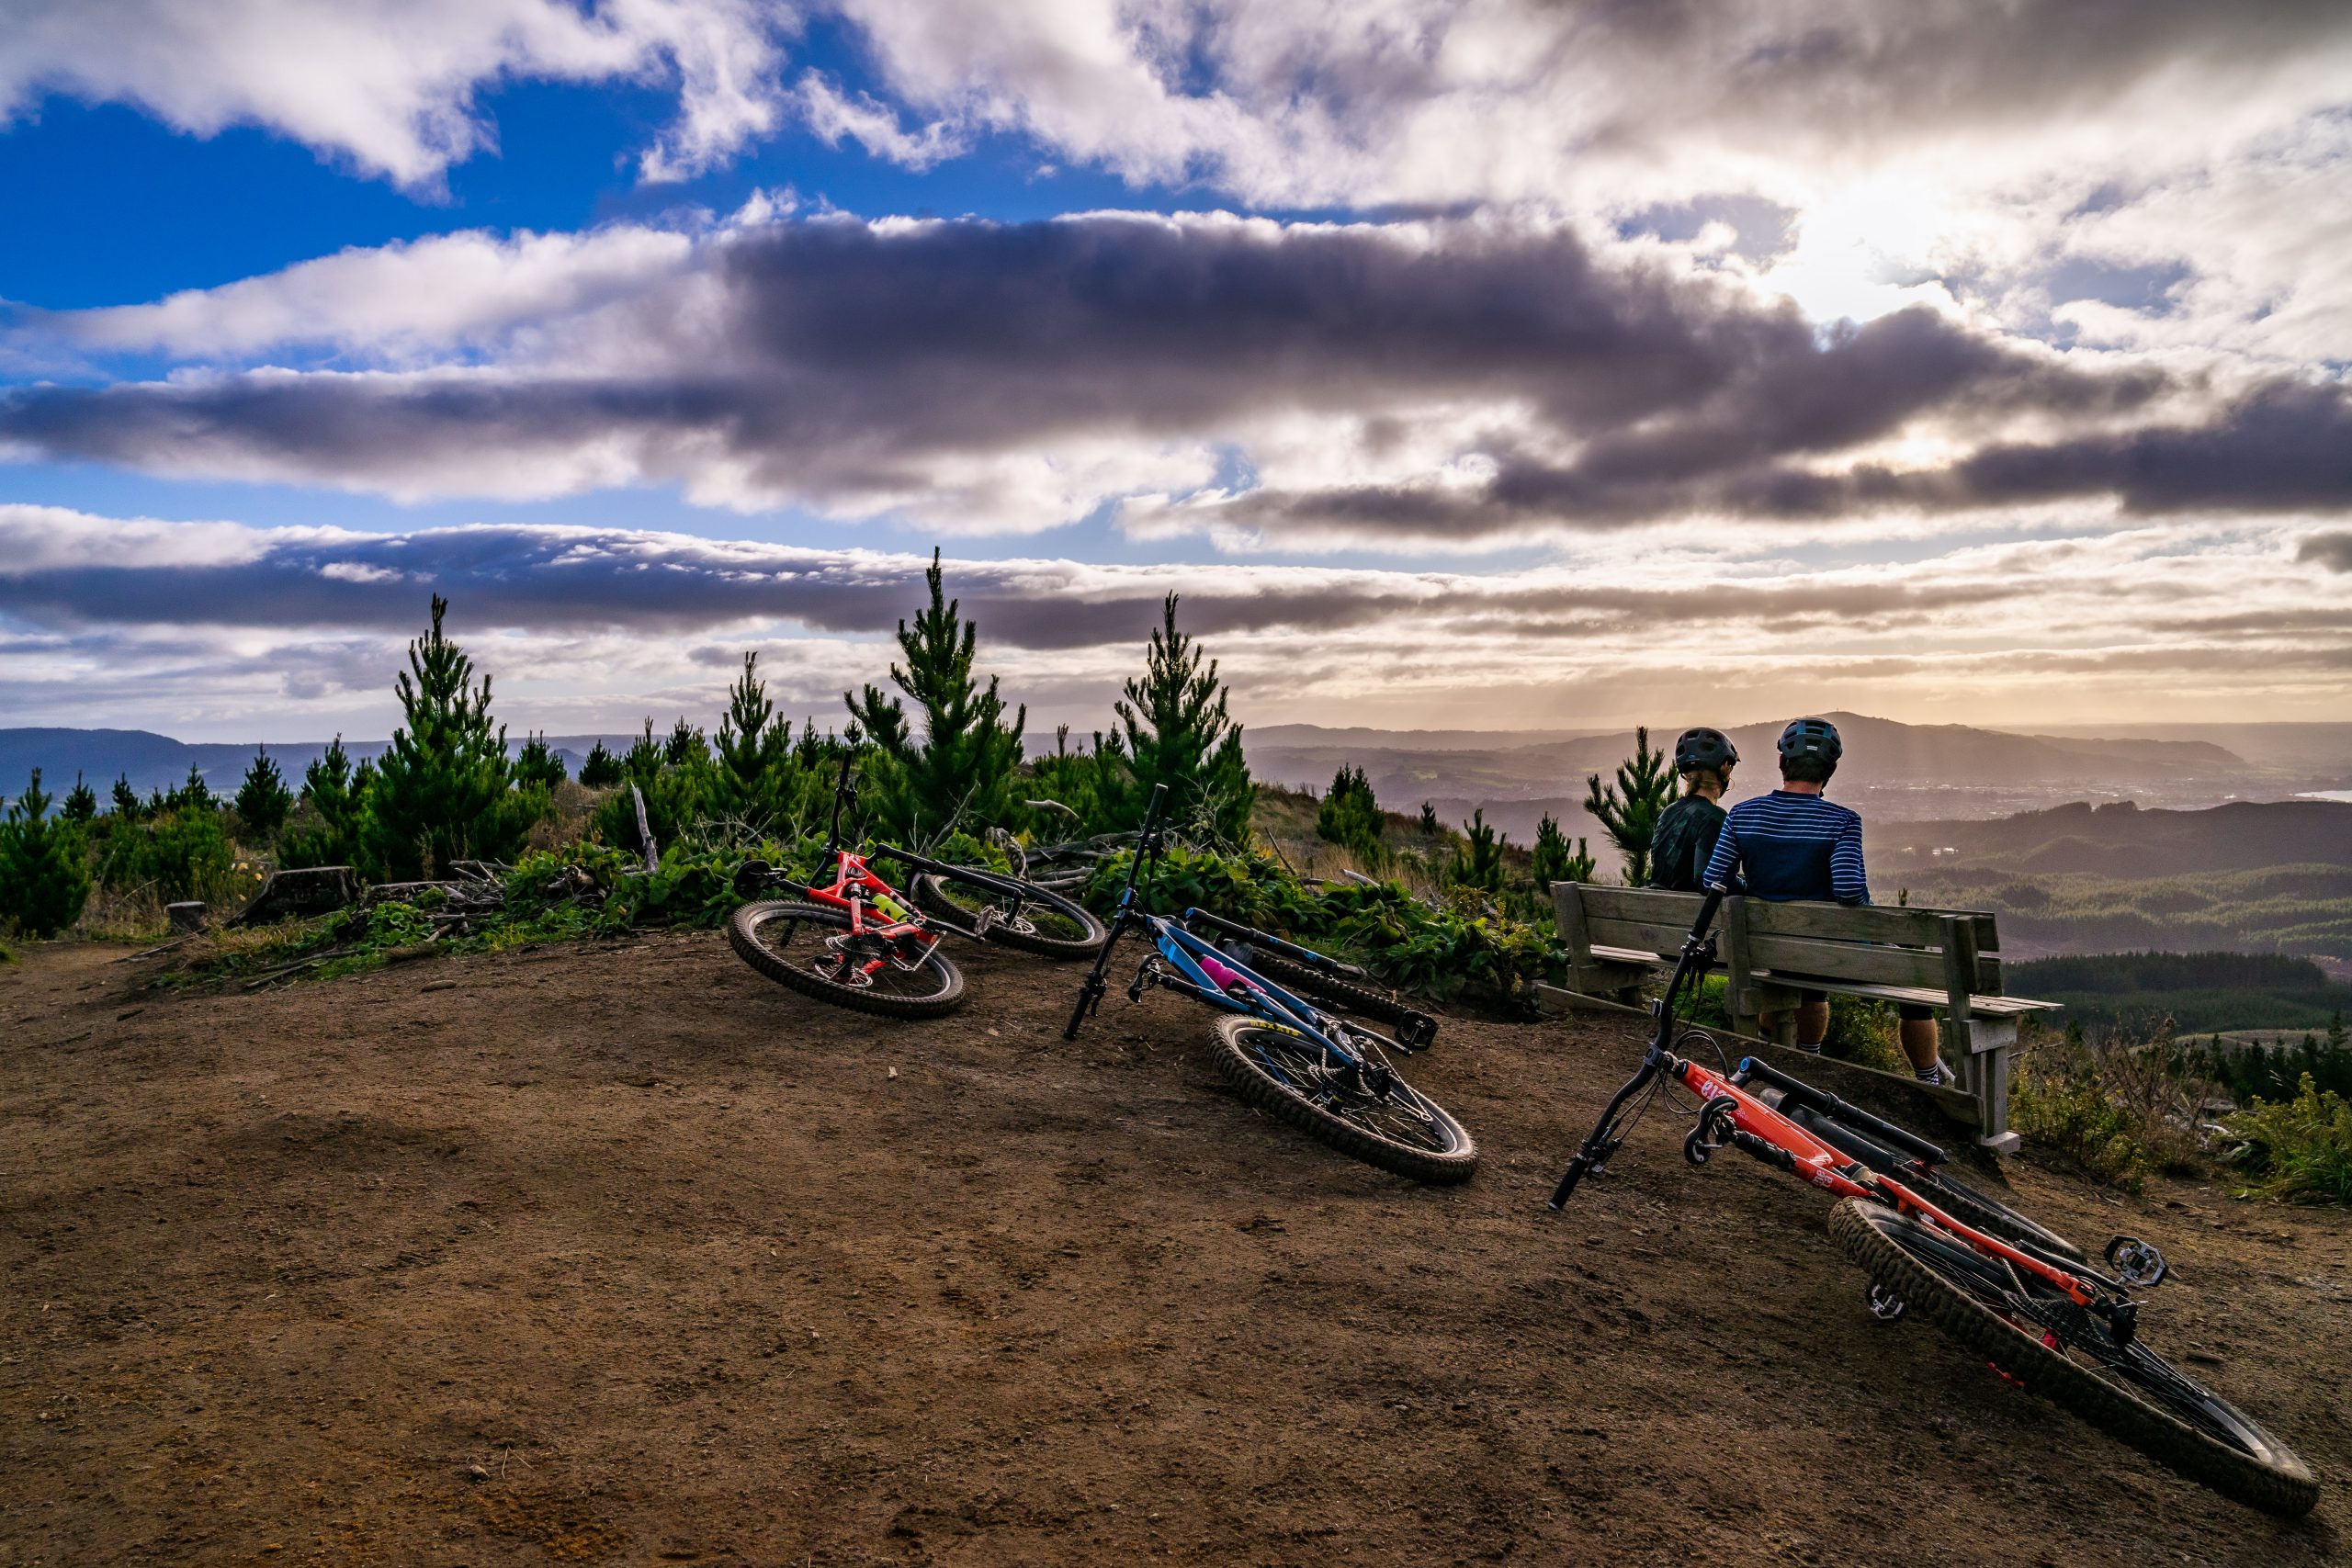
left=0, top=520, right=2035, bottom=650
left=2, top=211, right=2280, bottom=536
left=2297, top=530, right=2352, bottom=572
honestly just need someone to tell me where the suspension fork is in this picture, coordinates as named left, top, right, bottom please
left=1065, top=784, right=1168, bottom=1039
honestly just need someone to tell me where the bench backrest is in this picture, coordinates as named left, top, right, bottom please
left=1555, top=883, right=2004, bottom=995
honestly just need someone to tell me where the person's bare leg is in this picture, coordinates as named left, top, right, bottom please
left=1901, top=1018, right=1943, bottom=1078
left=1796, top=999, right=1830, bottom=1048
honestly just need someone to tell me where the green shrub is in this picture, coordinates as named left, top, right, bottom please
left=281, top=737, right=368, bottom=870
left=0, top=771, right=93, bottom=937
left=1448, top=808, right=1506, bottom=893
left=514, top=733, right=568, bottom=790
left=1316, top=766, right=1384, bottom=858
left=1530, top=812, right=1595, bottom=889
left=1080, top=840, right=1563, bottom=1007
left=2223, top=1075, right=2352, bottom=1205
left=2009, top=1026, right=2211, bottom=1190
left=96, top=807, right=245, bottom=907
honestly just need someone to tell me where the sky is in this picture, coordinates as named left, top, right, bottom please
left=2, top=0, right=2350, bottom=743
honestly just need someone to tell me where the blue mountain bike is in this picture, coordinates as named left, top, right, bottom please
left=1064, top=785, right=1477, bottom=1184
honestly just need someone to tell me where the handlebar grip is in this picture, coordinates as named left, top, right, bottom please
left=1547, top=1159, right=1587, bottom=1210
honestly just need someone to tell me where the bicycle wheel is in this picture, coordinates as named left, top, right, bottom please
left=1828, top=1201, right=2316, bottom=1517
left=1242, top=948, right=1430, bottom=1037
left=1209, top=1015, right=1477, bottom=1185
left=910, top=868, right=1106, bottom=959
left=727, top=900, right=966, bottom=1019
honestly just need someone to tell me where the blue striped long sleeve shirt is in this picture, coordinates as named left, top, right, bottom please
left=1702, top=791, right=1870, bottom=905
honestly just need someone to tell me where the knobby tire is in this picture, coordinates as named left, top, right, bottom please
left=1209, top=1015, right=1477, bottom=1185
left=1828, top=1200, right=2316, bottom=1517
left=727, top=899, right=966, bottom=1020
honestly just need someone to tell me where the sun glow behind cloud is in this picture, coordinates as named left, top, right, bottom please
left=1, top=0, right=2348, bottom=732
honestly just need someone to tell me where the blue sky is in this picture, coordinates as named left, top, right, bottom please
left=2, top=2, right=2349, bottom=739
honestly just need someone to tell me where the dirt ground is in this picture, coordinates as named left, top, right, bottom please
left=3, top=932, right=2346, bottom=1568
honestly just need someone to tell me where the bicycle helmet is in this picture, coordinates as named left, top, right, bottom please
left=1777, top=717, right=1843, bottom=772
left=1673, top=728, right=1739, bottom=773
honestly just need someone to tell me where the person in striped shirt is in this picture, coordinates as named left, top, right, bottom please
left=1702, top=717, right=1951, bottom=1084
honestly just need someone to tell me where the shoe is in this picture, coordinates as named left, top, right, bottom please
left=1916, top=1059, right=1956, bottom=1086
left=1795, top=1042, right=1822, bottom=1055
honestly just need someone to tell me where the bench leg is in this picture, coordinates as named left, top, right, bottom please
left=1956, top=1019, right=2020, bottom=1155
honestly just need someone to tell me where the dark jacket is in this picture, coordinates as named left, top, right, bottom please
left=1647, top=794, right=1728, bottom=893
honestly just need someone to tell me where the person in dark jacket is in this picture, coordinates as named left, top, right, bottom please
left=1647, top=728, right=1738, bottom=893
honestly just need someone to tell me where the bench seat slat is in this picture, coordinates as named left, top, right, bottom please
left=1751, top=973, right=2054, bottom=1015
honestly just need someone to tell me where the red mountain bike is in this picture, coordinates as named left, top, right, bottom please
left=727, top=755, right=1106, bottom=1019
left=1551, top=892, right=2317, bottom=1517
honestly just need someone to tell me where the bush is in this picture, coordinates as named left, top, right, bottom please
left=2223, top=1075, right=2352, bottom=1205
left=0, top=771, right=93, bottom=937
left=2009, top=1024, right=2210, bottom=1190
left=96, top=807, right=250, bottom=908
left=1080, top=840, right=1564, bottom=1007
left=1316, top=765, right=1384, bottom=858
left=514, top=733, right=568, bottom=790
left=281, top=738, right=368, bottom=870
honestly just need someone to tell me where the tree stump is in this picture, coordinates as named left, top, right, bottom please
left=234, top=866, right=357, bottom=926
left=166, top=902, right=208, bottom=933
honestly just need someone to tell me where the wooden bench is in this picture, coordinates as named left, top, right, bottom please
left=1538, top=884, right=2057, bottom=1154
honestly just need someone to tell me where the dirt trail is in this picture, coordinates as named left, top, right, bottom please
left=2, top=933, right=2346, bottom=1566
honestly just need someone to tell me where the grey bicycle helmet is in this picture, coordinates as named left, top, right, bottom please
left=1673, top=728, right=1739, bottom=773
left=1778, top=716, right=1843, bottom=770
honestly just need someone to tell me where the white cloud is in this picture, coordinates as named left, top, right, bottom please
left=0, top=0, right=794, bottom=189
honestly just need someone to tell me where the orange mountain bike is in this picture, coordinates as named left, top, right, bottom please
left=727, top=755, right=1106, bottom=1019
left=1550, top=892, right=2317, bottom=1517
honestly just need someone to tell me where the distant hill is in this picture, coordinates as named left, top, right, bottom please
left=1873, top=799, right=2352, bottom=878
left=0, top=728, right=639, bottom=802
left=1241, top=710, right=2292, bottom=843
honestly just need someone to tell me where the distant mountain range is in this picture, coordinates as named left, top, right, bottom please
left=7, top=714, right=2350, bottom=836
left=1244, top=711, right=2352, bottom=843
left=0, top=728, right=638, bottom=799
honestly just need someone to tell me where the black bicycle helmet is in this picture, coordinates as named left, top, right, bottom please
left=1673, top=727, right=1739, bottom=773
left=1777, top=716, right=1843, bottom=769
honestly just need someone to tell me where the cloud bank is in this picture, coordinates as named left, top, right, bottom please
left=9, top=209, right=2346, bottom=544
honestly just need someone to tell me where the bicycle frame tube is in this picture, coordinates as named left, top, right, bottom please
left=1673, top=1056, right=2105, bottom=1306
left=802, top=850, right=933, bottom=944
left=1145, top=918, right=1367, bottom=1066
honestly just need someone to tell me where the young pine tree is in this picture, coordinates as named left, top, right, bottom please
left=110, top=773, right=143, bottom=820
left=1583, top=727, right=1676, bottom=886
left=280, top=737, right=364, bottom=868
left=1027, top=723, right=1105, bottom=829
left=577, top=739, right=624, bottom=788
left=1103, top=593, right=1253, bottom=842
left=62, top=773, right=98, bottom=823
left=663, top=717, right=707, bottom=769
left=233, top=747, right=295, bottom=836
left=1418, top=801, right=1439, bottom=835
left=1316, top=765, right=1384, bottom=856
left=711, top=652, right=796, bottom=833
left=361, top=595, right=531, bottom=880
left=1449, top=807, right=1507, bottom=893
left=0, top=770, right=92, bottom=937
left=1531, top=811, right=1597, bottom=888
left=514, top=733, right=568, bottom=791
left=844, top=549, right=1026, bottom=846
left=169, top=763, right=215, bottom=816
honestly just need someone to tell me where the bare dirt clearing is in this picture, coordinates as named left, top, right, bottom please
left=3, top=935, right=2346, bottom=1566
